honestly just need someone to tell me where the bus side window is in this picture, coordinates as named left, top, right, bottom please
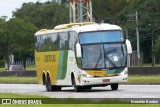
left=37, top=35, right=41, bottom=52
left=35, top=36, right=38, bottom=50
left=59, top=32, right=69, bottom=50
left=69, top=32, right=76, bottom=51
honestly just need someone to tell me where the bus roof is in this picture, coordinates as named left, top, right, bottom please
left=35, top=23, right=122, bottom=36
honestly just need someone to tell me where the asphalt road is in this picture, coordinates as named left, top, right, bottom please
left=0, top=84, right=160, bottom=98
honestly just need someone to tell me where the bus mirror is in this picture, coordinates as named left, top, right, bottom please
left=126, top=39, right=132, bottom=54
left=76, top=43, right=82, bottom=57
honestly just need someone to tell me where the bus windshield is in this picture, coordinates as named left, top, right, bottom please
left=80, top=31, right=127, bottom=70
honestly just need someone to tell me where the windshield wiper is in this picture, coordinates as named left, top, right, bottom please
left=105, top=54, right=117, bottom=67
left=104, top=48, right=117, bottom=68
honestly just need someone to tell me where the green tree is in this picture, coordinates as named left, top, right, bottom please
left=9, top=18, right=38, bottom=69
left=0, top=18, right=38, bottom=69
left=92, top=0, right=127, bottom=23
left=155, top=36, right=160, bottom=63
left=117, top=0, right=160, bottom=64
left=0, top=19, right=16, bottom=69
left=13, top=2, right=69, bottom=29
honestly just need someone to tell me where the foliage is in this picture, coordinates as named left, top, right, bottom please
left=0, top=18, right=37, bottom=69
left=116, top=0, right=160, bottom=63
left=13, top=2, right=69, bottom=29
left=92, top=0, right=160, bottom=63
left=0, top=59, right=5, bottom=67
left=155, top=37, right=160, bottom=62
left=9, top=18, right=38, bottom=68
left=1, top=0, right=160, bottom=65
left=92, top=0, right=128, bottom=23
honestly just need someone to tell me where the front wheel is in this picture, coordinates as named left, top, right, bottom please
left=72, top=75, right=81, bottom=92
left=111, top=83, right=119, bottom=90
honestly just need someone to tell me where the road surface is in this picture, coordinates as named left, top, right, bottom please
left=0, top=84, right=159, bottom=98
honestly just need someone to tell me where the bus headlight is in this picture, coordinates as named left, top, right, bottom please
left=82, top=74, right=94, bottom=78
left=118, top=71, right=128, bottom=76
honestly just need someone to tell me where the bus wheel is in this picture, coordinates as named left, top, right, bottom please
left=45, top=76, right=52, bottom=92
left=111, top=83, right=119, bottom=91
left=45, top=76, right=61, bottom=91
left=72, top=75, right=81, bottom=92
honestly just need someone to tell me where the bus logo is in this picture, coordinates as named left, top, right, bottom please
left=44, top=55, right=56, bottom=62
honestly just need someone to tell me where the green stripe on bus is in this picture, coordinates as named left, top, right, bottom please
left=57, top=51, right=68, bottom=80
left=106, top=68, right=124, bottom=74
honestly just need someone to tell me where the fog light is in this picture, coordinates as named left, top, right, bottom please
left=82, top=74, right=94, bottom=78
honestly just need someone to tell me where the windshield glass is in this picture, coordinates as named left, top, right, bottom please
left=81, top=44, right=127, bottom=69
left=80, top=31, right=127, bottom=70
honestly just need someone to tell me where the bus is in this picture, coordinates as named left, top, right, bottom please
left=34, top=22, right=132, bottom=92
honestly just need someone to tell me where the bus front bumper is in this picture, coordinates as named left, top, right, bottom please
left=79, top=75, right=128, bottom=86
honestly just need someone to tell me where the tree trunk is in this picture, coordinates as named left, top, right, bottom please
left=151, top=31, right=155, bottom=66
left=4, top=53, right=9, bottom=70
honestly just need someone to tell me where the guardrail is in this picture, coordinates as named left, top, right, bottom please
left=0, top=67, right=160, bottom=77
left=0, top=70, right=36, bottom=77
left=128, top=67, right=160, bottom=75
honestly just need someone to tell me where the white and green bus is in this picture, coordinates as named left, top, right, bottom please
left=35, top=22, right=132, bottom=92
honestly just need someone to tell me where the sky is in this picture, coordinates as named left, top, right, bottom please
left=0, top=0, right=48, bottom=19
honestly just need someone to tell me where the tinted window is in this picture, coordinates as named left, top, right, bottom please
left=35, top=32, right=78, bottom=52
left=80, top=31, right=123, bottom=44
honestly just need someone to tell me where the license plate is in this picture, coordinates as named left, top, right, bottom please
left=103, top=79, right=110, bottom=82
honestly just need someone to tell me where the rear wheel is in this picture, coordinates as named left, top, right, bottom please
left=45, top=75, right=61, bottom=91
left=45, top=75, right=52, bottom=91
left=111, top=83, right=119, bottom=90
left=72, top=75, right=81, bottom=92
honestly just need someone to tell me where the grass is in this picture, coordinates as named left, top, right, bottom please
left=0, top=67, right=6, bottom=72
left=1, top=105, right=160, bottom=107
left=0, top=93, right=47, bottom=98
left=0, top=76, right=37, bottom=84
left=0, top=93, right=160, bottom=107
left=128, top=75, right=160, bottom=84
left=25, top=65, right=35, bottom=71
left=143, top=63, right=160, bottom=67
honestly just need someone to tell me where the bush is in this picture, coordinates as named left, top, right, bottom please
left=0, top=59, right=5, bottom=68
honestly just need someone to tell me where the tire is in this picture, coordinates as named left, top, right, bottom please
left=45, top=76, right=52, bottom=92
left=45, top=75, right=61, bottom=92
left=72, top=75, right=81, bottom=92
left=111, top=83, right=119, bottom=90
